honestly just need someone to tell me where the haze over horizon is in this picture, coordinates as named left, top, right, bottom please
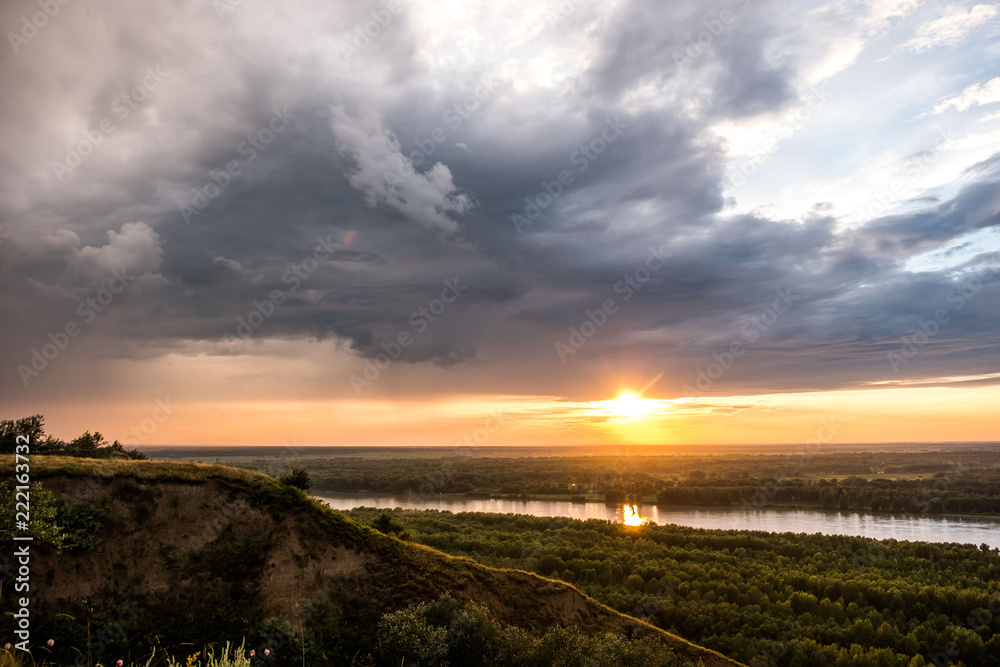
left=2, top=0, right=999, bottom=446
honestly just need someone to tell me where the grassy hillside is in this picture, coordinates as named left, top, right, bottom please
left=0, top=456, right=742, bottom=666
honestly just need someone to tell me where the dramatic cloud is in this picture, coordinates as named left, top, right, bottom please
left=2, top=0, right=999, bottom=443
left=330, top=105, right=475, bottom=233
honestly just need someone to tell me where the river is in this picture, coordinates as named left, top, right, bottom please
left=318, top=494, right=1000, bottom=549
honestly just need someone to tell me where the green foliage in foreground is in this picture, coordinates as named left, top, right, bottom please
left=373, top=594, right=684, bottom=667
left=0, top=640, right=255, bottom=666
left=0, top=481, right=108, bottom=550
left=346, top=508, right=1000, bottom=667
left=0, top=459, right=700, bottom=667
left=1, top=598, right=684, bottom=667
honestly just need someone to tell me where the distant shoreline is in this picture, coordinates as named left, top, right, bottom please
left=315, top=490, right=1000, bottom=522
left=143, top=441, right=1000, bottom=458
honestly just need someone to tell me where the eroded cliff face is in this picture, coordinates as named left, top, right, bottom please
left=5, top=459, right=743, bottom=667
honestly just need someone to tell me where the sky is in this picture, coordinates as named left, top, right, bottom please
left=1, top=0, right=999, bottom=447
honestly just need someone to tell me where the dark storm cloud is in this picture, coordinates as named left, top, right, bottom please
left=858, top=167, right=1000, bottom=255
left=1, top=0, right=998, bottom=402
left=582, top=0, right=794, bottom=116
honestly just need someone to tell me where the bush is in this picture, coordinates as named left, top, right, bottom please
left=60, top=498, right=107, bottom=550
left=374, top=605, right=450, bottom=665
left=371, top=511, right=408, bottom=538
left=370, top=595, right=682, bottom=667
left=278, top=468, right=311, bottom=491
left=0, top=481, right=65, bottom=549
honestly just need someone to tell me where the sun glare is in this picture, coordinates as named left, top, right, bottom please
left=622, top=504, right=649, bottom=527
left=605, top=392, right=660, bottom=419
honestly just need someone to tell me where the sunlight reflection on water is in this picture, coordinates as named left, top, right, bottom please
left=319, top=495, right=1000, bottom=548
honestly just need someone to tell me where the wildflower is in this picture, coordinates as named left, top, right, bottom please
left=264, top=649, right=270, bottom=656
left=118, top=661, right=124, bottom=666
left=47, top=639, right=55, bottom=647
left=249, top=650, right=255, bottom=657
left=4, top=643, right=11, bottom=649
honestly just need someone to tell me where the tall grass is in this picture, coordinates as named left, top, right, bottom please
left=0, top=641, right=258, bottom=667
left=0, top=455, right=266, bottom=484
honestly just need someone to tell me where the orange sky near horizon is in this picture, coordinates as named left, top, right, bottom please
left=22, top=383, right=1000, bottom=448
left=4, top=0, right=1000, bottom=463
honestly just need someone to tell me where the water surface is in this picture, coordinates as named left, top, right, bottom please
left=318, top=494, right=1000, bottom=549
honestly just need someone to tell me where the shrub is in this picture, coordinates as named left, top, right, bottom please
left=371, top=511, right=408, bottom=538
left=60, top=498, right=107, bottom=550
left=0, top=481, right=65, bottom=549
left=277, top=468, right=311, bottom=491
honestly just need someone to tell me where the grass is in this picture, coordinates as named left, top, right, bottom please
left=0, top=641, right=258, bottom=667
left=0, top=455, right=743, bottom=667
left=0, top=455, right=267, bottom=484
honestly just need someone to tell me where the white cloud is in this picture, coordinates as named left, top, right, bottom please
left=863, top=0, right=922, bottom=34
left=931, top=76, right=1000, bottom=113
left=330, top=106, right=473, bottom=233
left=939, top=123, right=1000, bottom=150
left=904, top=3, right=998, bottom=52
left=75, top=222, right=167, bottom=288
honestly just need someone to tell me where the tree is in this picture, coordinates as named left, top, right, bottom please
left=0, top=415, right=145, bottom=459
left=605, top=484, right=627, bottom=503
left=65, top=431, right=146, bottom=459
left=279, top=467, right=312, bottom=491
left=0, top=414, right=46, bottom=453
left=371, top=511, right=408, bottom=538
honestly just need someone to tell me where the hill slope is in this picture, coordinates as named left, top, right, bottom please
left=1, top=456, right=743, bottom=666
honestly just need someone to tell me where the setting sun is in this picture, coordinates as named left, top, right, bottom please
left=604, top=392, right=661, bottom=419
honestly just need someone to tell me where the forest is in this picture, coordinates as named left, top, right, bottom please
left=226, top=449, right=1000, bottom=516
left=347, top=507, right=1000, bottom=667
